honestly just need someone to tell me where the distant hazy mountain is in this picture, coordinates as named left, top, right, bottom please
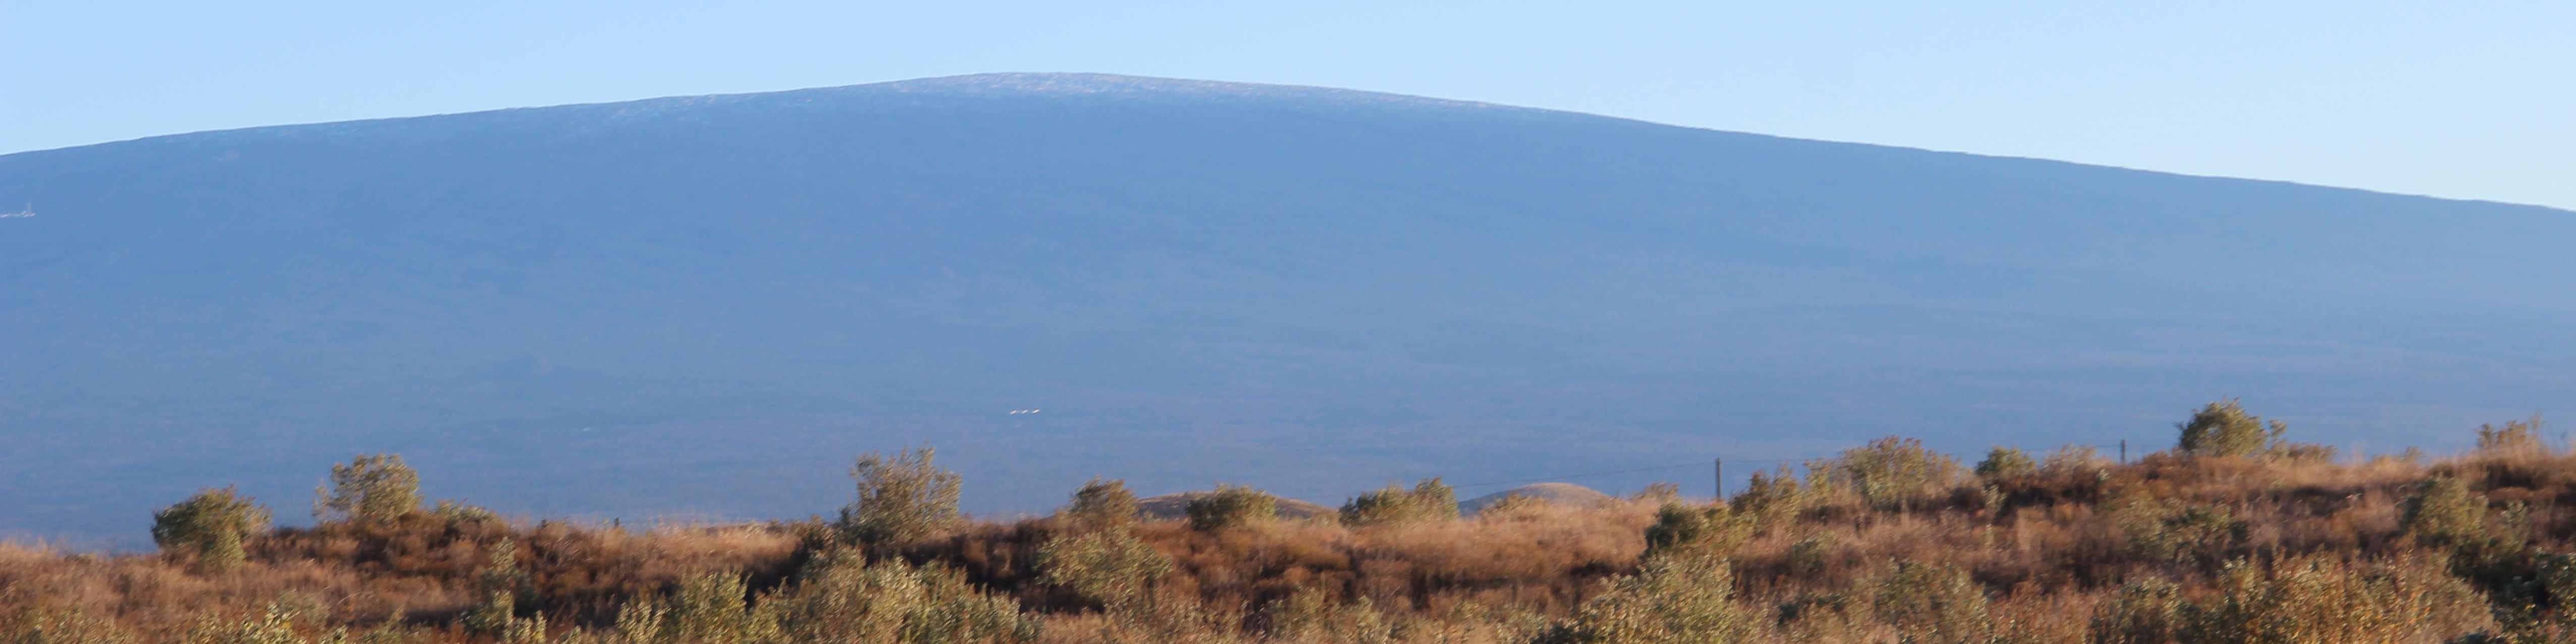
left=1461, top=483, right=1614, bottom=515
left=4, top=73, right=2569, bottom=545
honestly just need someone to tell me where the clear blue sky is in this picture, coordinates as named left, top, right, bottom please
left=6, top=1, right=2569, bottom=208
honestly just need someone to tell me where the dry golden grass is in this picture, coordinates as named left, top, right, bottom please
left=12, top=421, right=2576, bottom=642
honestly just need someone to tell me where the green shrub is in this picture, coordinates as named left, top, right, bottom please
left=1410, top=477, right=1459, bottom=517
left=1829, top=437, right=1962, bottom=511
left=1339, top=478, right=1458, bottom=527
left=2528, top=553, right=2576, bottom=637
left=432, top=500, right=501, bottom=526
left=1868, top=560, right=1991, bottom=644
left=463, top=538, right=533, bottom=637
left=1786, top=533, right=1837, bottom=576
left=1630, top=482, right=1683, bottom=504
left=1045, top=476, right=1175, bottom=613
left=1974, top=447, right=2038, bottom=480
left=1185, top=485, right=1276, bottom=531
left=1532, top=550, right=1757, bottom=643
left=1036, top=526, right=1173, bottom=611
left=1773, top=590, right=1861, bottom=639
left=609, top=574, right=777, bottom=644
left=2177, top=555, right=2493, bottom=643
left=2089, top=577, right=2183, bottom=644
left=2109, top=495, right=2245, bottom=566
left=461, top=592, right=518, bottom=641
left=1059, top=478, right=1140, bottom=532
left=1640, top=503, right=1750, bottom=561
left=182, top=600, right=329, bottom=644
left=1729, top=466, right=1806, bottom=524
left=151, top=486, right=272, bottom=573
left=1264, top=586, right=1396, bottom=644
left=2403, top=475, right=2489, bottom=548
left=313, top=453, right=422, bottom=525
left=1, top=603, right=136, bottom=644
left=2476, top=416, right=2548, bottom=455
left=761, top=550, right=1041, bottom=644
left=2176, top=399, right=2286, bottom=458
left=838, top=447, right=962, bottom=550
left=2042, top=445, right=2108, bottom=474
left=498, top=613, right=552, bottom=644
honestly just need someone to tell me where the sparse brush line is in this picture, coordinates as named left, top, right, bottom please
left=1364, top=441, right=2147, bottom=499
left=7, top=404, right=2568, bottom=642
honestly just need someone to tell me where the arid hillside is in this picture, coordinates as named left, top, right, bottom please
left=6, top=402, right=2574, bottom=642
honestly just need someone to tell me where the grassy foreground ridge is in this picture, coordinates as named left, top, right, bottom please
left=8, top=401, right=2576, bottom=643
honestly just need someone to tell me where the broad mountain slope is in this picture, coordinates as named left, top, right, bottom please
left=3, top=73, right=2569, bottom=545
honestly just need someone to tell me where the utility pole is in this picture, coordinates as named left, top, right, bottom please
left=1713, top=457, right=1723, bottom=499
left=2120, top=440, right=2127, bottom=464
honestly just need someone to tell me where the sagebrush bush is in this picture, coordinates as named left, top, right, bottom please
left=2109, top=495, right=2246, bottom=566
left=1867, top=560, right=1990, bottom=644
left=2402, top=475, right=2489, bottom=548
left=2041, top=444, right=2108, bottom=474
left=0, top=603, right=136, bottom=644
left=1631, top=482, right=1683, bottom=504
left=1534, top=548, right=1755, bottom=644
left=761, top=550, right=1041, bottom=644
left=2089, top=577, right=2183, bottom=644
left=2476, top=416, right=2547, bottom=455
left=1729, top=466, right=1805, bottom=524
left=1640, top=503, right=1750, bottom=561
left=1036, top=526, right=1172, bottom=612
left=1785, top=533, right=1836, bottom=576
left=1059, top=478, right=1140, bottom=532
left=462, top=538, right=532, bottom=637
left=1184, top=484, right=1276, bottom=531
left=151, top=486, right=272, bottom=573
left=1974, top=447, right=2038, bottom=480
left=181, top=600, right=330, bottom=644
left=313, top=453, right=422, bottom=525
left=1264, top=586, right=1397, bottom=644
left=2176, top=399, right=2286, bottom=458
left=1340, top=478, right=1459, bottom=527
left=433, top=500, right=502, bottom=525
left=612, top=573, right=776, bottom=644
left=839, top=447, right=962, bottom=551
left=2177, top=555, right=2493, bottom=643
left=1828, top=437, right=1962, bottom=511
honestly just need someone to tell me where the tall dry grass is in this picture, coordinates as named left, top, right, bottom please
left=13, top=413, right=2576, bottom=642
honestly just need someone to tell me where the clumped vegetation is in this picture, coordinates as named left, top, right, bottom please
left=1975, top=447, right=2038, bottom=480
left=839, top=447, right=963, bottom=553
left=152, top=486, right=273, bottom=573
left=314, top=453, right=423, bottom=525
left=1340, top=478, right=1459, bottom=527
left=10, top=400, right=2576, bottom=642
left=1817, top=437, right=1964, bottom=512
left=1184, top=484, right=1278, bottom=531
left=2175, top=399, right=2284, bottom=458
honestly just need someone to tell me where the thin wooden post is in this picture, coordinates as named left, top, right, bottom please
left=1714, top=457, right=1724, bottom=499
left=2120, top=440, right=2127, bottom=464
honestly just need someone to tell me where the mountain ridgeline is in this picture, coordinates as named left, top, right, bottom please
left=2, top=73, right=2569, bottom=544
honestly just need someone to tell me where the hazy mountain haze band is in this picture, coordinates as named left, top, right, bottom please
left=2, top=73, right=2570, bottom=546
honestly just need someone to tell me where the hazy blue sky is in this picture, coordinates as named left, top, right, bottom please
left=6, top=1, right=2569, bottom=208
